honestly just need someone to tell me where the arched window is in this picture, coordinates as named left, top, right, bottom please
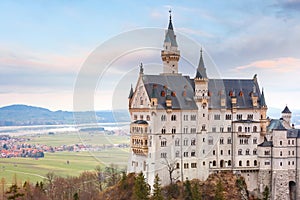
left=246, top=149, right=250, bottom=155
left=175, top=138, right=180, bottom=146
left=246, top=160, right=250, bottom=166
left=220, top=137, right=224, bottom=144
left=171, top=115, right=177, bottom=121
left=171, top=127, right=176, bottom=134
left=238, top=149, right=242, bottom=155
left=161, top=139, right=167, bottom=147
left=191, top=138, right=196, bottom=146
left=253, top=149, right=257, bottom=155
left=191, top=150, right=196, bottom=157
left=253, top=137, right=257, bottom=144
left=213, top=160, right=216, bottom=166
left=253, top=126, right=257, bottom=132
left=208, top=136, right=213, bottom=145
left=161, top=115, right=166, bottom=121
left=184, top=138, right=188, bottom=146
left=254, top=160, right=258, bottom=166
left=238, top=126, right=242, bottom=132
left=175, top=151, right=180, bottom=158
left=228, top=160, right=232, bottom=166
left=227, top=137, right=232, bottom=144
left=161, top=128, right=166, bottom=134
left=146, top=115, right=150, bottom=121
left=239, top=160, right=242, bottom=166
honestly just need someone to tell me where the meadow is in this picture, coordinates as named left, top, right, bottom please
left=0, top=131, right=130, bottom=185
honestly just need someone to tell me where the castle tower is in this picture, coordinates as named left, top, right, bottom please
left=260, top=88, right=268, bottom=136
left=194, top=49, right=209, bottom=132
left=161, top=10, right=180, bottom=74
left=281, top=105, right=292, bottom=126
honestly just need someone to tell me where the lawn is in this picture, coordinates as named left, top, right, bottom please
left=0, top=131, right=130, bottom=186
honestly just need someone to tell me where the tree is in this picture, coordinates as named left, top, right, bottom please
left=191, top=181, right=201, bottom=200
left=263, top=185, right=270, bottom=200
left=214, top=179, right=224, bottom=200
left=152, top=174, right=163, bottom=200
left=95, top=165, right=105, bottom=191
left=5, top=184, right=24, bottom=200
left=120, top=171, right=128, bottom=190
left=183, top=179, right=193, bottom=200
left=133, top=172, right=150, bottom=200
left=161, top=158, right=178, bottom=185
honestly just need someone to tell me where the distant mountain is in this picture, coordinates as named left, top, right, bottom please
left=0, top=104, right=130, bottom=126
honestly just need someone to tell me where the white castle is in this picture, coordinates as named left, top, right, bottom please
left=127, top=13, right=299, bottom=200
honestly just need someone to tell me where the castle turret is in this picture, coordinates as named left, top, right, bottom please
left=281, top=105, right=292, bottom=128
left=161, top=10, right=180, bottom=74
left=260, top=88, right=268, bottom=136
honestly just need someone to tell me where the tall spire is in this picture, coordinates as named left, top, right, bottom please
left=128, top=84, right=134, bottom=99
left=260, top=88, right=267, bottom=107
left=168, top=9, right=173, bottom=30
left=195, top=48, right=208, bottom=79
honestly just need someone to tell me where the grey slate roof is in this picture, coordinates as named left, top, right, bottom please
left=133, top=120, right=148, bottom=125
left=128, top=85, right=134, bottom=98
left=260, top=89, right=267, bottom=107
left=258, top=137, right=273, bottom=147
left=267, top=119, right=286, bottom=131
left=282, top=106, right=292, bottom=113
left=287, top=129, right=300, bottom=138
left=143, top=75, right=198, bottom=110
left=142, top=74, right=265, bottom=110
left=164, top=16, right=178, bottom=47
left=195, top=49, right=208, bottom=79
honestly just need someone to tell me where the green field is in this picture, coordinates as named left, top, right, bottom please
left=0, top=132, right=130, bottom=185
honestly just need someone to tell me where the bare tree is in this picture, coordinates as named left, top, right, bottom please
left=161, top=158, right=179, bottom=184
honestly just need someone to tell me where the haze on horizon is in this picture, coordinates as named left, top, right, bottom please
left=1, top=1, right=300, bottom=112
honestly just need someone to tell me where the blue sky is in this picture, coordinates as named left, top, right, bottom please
left=1, top=0, right=300, bottom=112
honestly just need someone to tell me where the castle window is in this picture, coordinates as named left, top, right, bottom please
left=225, top=114, right=232, bottom=120
left=280, top=141, right=283, bottom=145
left=183, top=152, right=188, bottom=157
left=280, top=151, right=282, bottom=156
left=247, top=114, right=253, bottom=120
left=161, top=115, right=166, bottom=121
left=238, top=149, right=242, bottom=155
left=288, top=140, right=290, bottom=145
left=220, top=127, right=224, bottom=132
left=237, top=114, right=242, bottom=120
left=184, top=139, right=188, bottom=146
left=213, top=150, right=216, bottom=155
left=292, top=151, right=295, bottom=155
left=240, top=139, right=244, bottom=145
left=183, top=115, right=188, bottom=121
left=229, top=91, right=233, bottom=96
left=246, top=160, right=250, bottom=166
left=239, top=160, right=242, bottom=166
left=292, top=140, right=295, bottom=145
left=146, top=115, right=150, bottom=121
left=161, top=139, right=167, bottom=147
left=253, top=137, right=257, bottom=144
left=191, top=115, right=196, bottom=121
left=176, top=163, right=180, bottom=169
left=254, top=160, right=257, bottom=166
left=292, top=161, right=295, bottom=165
left=264, top=150, right=270, bottom=155
left=183, top=127, right=188, bottom=134
left=134, top=115, right=137, bottom=120
left=212, top=127, right=216, bottom=132
left=239, top=91, right=243, bottom=96
left=214, top=114, right=220, bottom=120
left=280, top=162, right=282, bottom=166
left=213, top=161, right=216, bottom=166
left=220, top=138, right=224, bottom=144
left=203, top=161, right=205, bottom=166
left=184, top=163, right=189, bottom=169
left=288, top=161, right=290, bottom=165
left=191, top=128, right=196, bottom=134
left=171, top=128, right=176, bottom=134
left=238, top=126, right=242, bottom=132
left=289, top=151, right=290, bottom=155
left=191, top=150, right=196, bottom=157
left=202, top=125, right=206, bottom=131
left=191, top=138, right=196, bottom=146
left=220, top=150, right=223, bottom=155
left=191, top=163, right=197, bottom=168
left=161, top=128, right=166, bottom=134
left=227, top=137, right=232, bottom=144
left=208, top=137, right=213, bottom=145
left=246, top=149, right=250, bottom=155
left=253, top=149, right=257, bottom=155
left=140, top=97, right=144, bottom=105
left=171, top=91, right=176, bottom=97
left=244, top=139, right=248, bottom=144
left=228, top=160, right=231, bottom=166
left=161, top=91, right=166, bottom=97
left=171, top=115, right=177, bottom=121
left=161, top=152, right=167, bottom=158
left=265, top=161, right=270, bottom=165
left=228, top=150, right=231, bottom=155
left=175, top=139, right=180, bottom=146
left=253, top=126, right=257, bottom=133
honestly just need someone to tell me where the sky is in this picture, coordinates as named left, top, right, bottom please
left=1, top=0, right=300, bottom=112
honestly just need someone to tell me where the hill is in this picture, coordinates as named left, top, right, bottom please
left=0, top=104, right=130, bottom=126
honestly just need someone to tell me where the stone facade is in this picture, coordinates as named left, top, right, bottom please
left=127, top=13, right=300, bottom=199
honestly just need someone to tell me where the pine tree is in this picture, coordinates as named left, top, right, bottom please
left=263, top=186, right=270, bottom=200
left=133, top=172, right=150, bottom=200
left=214, top=179, right=224, bottom=200
left=184, top=179, right=193, bottom=200
left=191, top=181, right=201, bottom=200
left=152, top=174, right=163, bottom=200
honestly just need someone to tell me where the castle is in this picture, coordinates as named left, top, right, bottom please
left=127, top=13, right=300, bottom=200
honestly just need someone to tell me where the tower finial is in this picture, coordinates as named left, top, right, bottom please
left=139, top=62, right=144, bottom=75
left=169, top=9, right=172, bottom=20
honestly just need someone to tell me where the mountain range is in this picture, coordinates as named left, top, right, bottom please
left=0, top=104, right=130, bottom=126
left=0, top=104, right=299, bottom=126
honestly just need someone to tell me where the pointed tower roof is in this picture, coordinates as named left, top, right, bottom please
left=128, top=84, right=134, bottom=98
left=260, top=89, right=267, bottom=107
left=282, top=105, right=291, bottom=113
left=164, top=10, right=178, bottom=47
left=195, top=48, right=208, bottom=79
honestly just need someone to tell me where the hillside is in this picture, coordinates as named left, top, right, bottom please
left=99, top=172, right=252, bottom=200
left=0, top=104, right=130, bottom=126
